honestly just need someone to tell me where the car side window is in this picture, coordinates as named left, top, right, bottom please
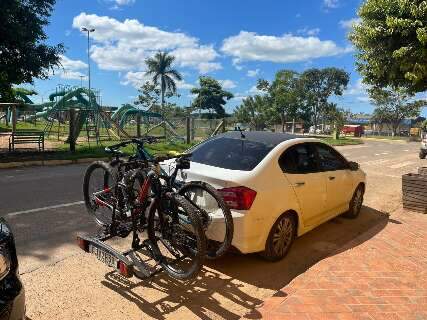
left=279, top=144, right=318, bottom=174
left=315, top=143, right=349, bottom=171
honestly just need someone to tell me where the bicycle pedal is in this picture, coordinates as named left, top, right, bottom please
left=116, top=223, right=132, bottom=238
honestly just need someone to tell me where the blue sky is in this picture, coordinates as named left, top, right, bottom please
left=27, top=0, right=377, bottom=114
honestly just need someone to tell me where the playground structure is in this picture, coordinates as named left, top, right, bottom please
left=111, top=104, right=182, bottom=139
left=0, top=86, right=187, bottom=151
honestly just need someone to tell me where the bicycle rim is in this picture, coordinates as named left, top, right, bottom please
left=147, top=195, right=206, bottom=280
left=83, top=162, right=117, bottom=227
left=179, top=182, right=234, bottom=259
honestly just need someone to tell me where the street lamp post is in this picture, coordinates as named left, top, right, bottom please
left=81, top=27, right=95, bottom=105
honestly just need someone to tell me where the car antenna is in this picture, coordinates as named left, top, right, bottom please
left=235, top=126, right=246, bottom=139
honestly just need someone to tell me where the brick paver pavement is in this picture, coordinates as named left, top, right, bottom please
left=254, top=210, right=427, bottom=320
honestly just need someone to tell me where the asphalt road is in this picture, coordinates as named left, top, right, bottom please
left=0, top=139, right=425, bottom=319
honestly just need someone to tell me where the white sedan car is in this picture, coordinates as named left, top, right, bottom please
left=174, top=131, right=366, bottom=261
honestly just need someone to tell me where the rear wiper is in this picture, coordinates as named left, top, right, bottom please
left=235, top=126, right=246, bottom=139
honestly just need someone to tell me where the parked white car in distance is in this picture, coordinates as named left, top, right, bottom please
left=167, top=131, right=366, bottom=261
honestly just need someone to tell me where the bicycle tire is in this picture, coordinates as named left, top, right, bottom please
left=83, top=161, right=116, bottom=227
left=178, top=181, right=234, bottom=259
left=147, top=194, right=206, bottom=280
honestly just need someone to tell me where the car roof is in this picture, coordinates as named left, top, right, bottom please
left=217, top=131, right=306, bottom=146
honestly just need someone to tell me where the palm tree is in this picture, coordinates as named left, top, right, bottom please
left=145, top=52, right=182, bottom=113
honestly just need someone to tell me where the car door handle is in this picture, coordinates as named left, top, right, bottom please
left=329, top=176, right=336, bottom=180
left=293, top=182, right=305, bottom=187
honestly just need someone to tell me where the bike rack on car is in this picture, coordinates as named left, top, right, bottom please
left=76, top=229, right=164, bottom=280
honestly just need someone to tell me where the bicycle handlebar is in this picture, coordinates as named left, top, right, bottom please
left=104, top=136, right=166, bottom=154
left=152, top=153, right=192, bottom=163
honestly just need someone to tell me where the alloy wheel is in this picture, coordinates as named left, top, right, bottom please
left=272, top=217, right=293, bottom=256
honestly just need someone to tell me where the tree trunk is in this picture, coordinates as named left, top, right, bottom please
left=313, top=102, right=318, bottom=134
left=281, top=113, right=285, bottom=132
left=161, top=80, right=166, bottom=138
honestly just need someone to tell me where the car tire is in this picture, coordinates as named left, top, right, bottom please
left=419, top=151, right=426, bottom=159
left=260, top=213, right=297, bottom=262
left=342, top=185, right=364, bottom=219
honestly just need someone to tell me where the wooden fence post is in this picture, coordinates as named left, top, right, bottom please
left=136, top=113, right=141, bottom=137
left=186, top=116, right=191, bottom=144
left=69, top=109, right=76, bottom=152
left=12, top=106, right=17, bottom=134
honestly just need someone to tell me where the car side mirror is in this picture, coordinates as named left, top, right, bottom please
left=348, top=161, right=359, bottom=171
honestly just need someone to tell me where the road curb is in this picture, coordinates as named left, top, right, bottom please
left=0, top=157, right=109, bottom=169
left=362, top=137, right=408, bottom=144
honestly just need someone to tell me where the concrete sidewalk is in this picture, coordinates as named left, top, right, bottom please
left=251, top=209, right=427, bottom=320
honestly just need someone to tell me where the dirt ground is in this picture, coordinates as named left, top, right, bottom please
left=3, top=139, right=425, bottom=320
left=0, top=133, right=61, bottom=151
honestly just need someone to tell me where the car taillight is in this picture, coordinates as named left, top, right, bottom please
left=76, top=237, right=89, bottom=252
left=218, top=186, right=257, bottom=210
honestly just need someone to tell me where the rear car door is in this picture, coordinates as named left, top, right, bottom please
left=279, top=143, right=327, bottom=227
left=313, top=143, right=354, bottom=215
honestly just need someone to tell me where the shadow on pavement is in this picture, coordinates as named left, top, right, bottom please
left=100, top=205, right=389, bottom=319
left=7, top=205, right=98, bottom=268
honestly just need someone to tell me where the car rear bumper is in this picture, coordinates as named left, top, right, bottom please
left=0, top=275, right=25, bottom=320
left=206, top=210, right=267, bottom=254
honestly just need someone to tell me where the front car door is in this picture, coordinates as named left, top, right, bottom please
left=313, top=143, right=354, bottom=216
left=279, top=143, right=327, bottom=227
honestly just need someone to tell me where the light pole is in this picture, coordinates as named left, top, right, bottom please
left=79, top=75, right=85, bottom=88
left=81, top=27, right=95, bottom=105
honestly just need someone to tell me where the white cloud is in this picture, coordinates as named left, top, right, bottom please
left=232, top=58, right=243, bottom=71
left=72, top=13, right=221, bottom=74
left=249, top=85, right=263, bottom=95
left=297, top=27, right=320, bottom=36
left=344, top=79, right=368, bottom=96
left=339, top=18, right=361, bottom=29
left=121, top=71, right=194, bottom=90
left=221, top=31, right=352, bottom=64
left=344, top=79, right=371, bottom=103
left=231, top=94, right=247, bottom=101
left=324, top=0, right=339, bottom=9
left=115, top=0, right=135, bottom=5
left=218, top=79, right=237, bottom=89
left=54, top=55, right=87, bottom=80
left=357, top=96, right=371, bottom=103
left=247, top=69, right=260, bottom=77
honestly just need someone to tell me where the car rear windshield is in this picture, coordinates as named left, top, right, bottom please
left=190, top=137, right=275, bottom=171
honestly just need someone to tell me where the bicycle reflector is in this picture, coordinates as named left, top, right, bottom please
left=218, top=186, right=257, bottom=210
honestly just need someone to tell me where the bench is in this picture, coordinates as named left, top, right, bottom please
left=9, top=131, right=45, bottom=151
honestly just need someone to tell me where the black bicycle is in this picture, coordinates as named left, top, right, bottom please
left=83, top=151, right=206, bottom=280
left=92, top=137, right=234, bottom=260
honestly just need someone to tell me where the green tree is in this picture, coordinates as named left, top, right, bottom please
left=191, top=76, right=234, bottom=117
left=371, top=106, right=389, bottom=133
left=323, top=103, right=347, bottom=139
left=0, top=0, right=64, bottom=101
left=145, top=52, right=182, bottom=113
left=369, top=87, right=424, bottom=136
left=257, top=70, right=301, bottom=132
left=299, top=68, right=350, bottom=131
left=234, top=95, right=271, bottom=130
left=350, top=0, right=427, bottom=93
left=135, top=81, right=160, bottom=112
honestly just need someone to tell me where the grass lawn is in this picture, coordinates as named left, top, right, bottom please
left=320, top=137, right=364, bottom=146
left=0, top=140, right=195, bottom=163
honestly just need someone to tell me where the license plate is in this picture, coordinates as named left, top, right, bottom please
left=89, top=245, right=116, bottom=268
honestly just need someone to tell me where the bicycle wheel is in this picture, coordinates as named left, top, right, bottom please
left=83, top=161, right=117, bottom=227
left=179, top=181, right=234, bottom=259
left=147, top=194, right=206, bottom=280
